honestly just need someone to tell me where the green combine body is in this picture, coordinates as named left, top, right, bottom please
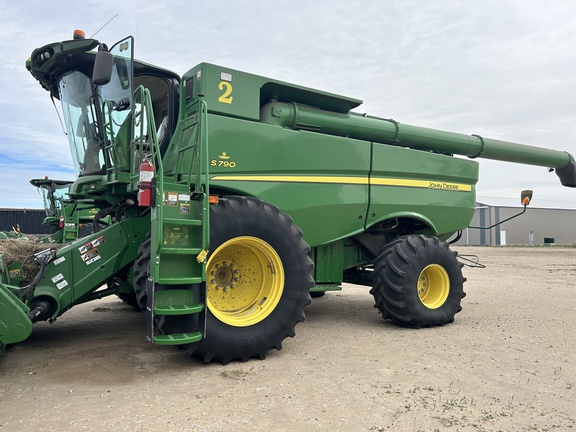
left=1, top=34, right=574, bottom=361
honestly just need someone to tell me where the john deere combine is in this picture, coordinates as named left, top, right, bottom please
left=1, top=32, right=574, bottom=362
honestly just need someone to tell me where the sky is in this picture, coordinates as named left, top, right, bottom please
left=1, top=0, right=576, bottom=209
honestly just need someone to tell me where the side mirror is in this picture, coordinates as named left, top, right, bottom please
left=521, top=190, right=533, bottom=206
left=93, top=48, right=113, bottom=85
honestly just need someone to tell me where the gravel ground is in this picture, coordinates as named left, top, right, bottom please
left=0, top=246, right=574, bottom=431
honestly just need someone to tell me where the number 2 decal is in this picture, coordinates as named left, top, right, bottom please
left=218, top=81, right=233, bottom=104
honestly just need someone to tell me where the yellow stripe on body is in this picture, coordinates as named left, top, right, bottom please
left=211, top=175, right=368, bottom=185
left=210, top=175, right=471, bottom=192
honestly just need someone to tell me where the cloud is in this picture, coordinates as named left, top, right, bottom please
left=1, top=0, right=576, bottom=209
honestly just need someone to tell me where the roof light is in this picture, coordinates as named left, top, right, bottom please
left=73, top=29, right=86, bottom=40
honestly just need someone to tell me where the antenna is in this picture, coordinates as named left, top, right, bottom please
left=90, top=14, right=118, bottom=38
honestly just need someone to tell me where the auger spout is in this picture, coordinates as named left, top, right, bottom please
left=260, top=101, right=576, bottom=187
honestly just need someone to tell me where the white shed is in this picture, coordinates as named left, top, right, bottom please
left=456, top=196, right=576, bottom=245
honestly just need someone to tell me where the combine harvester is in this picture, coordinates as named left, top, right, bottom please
left=1, top=31, right=574, bottom=362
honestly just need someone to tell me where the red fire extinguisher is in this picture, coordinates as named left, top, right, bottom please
left=59, top=215, right=65, bottom=229
left=138, top=160, right=156, bottom=207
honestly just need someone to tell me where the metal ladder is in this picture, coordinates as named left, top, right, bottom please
left=134, top=88, right=210, bottom=345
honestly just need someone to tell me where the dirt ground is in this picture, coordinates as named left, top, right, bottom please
left=0, top=246, right=574, bottom=431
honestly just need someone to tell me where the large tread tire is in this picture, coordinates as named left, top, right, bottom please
left=368, top=236, right=410, bottom=320
left=184, top=196, right=314, bottom=364
left=116, top=292, right=140, bottom=310
left=134, top=197, right=314, bottom=364
left=370, top=235, right=465, bottom=328
left=133, top=236, right=185, bottom=333
left=133, top=236, right=151, bottom=311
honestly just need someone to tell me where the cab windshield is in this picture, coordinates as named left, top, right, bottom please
left=58, top=37, right=133, bottom=176
left=59, top=71, right=102, bottom=176
left=38, top=182, right=71, bottom=217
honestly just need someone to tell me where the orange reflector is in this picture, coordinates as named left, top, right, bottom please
left=209, top=195, right=219, bottom=204
left=73, top=29, right=86, bottom=40
left=522, top=197, right=530, bottom=205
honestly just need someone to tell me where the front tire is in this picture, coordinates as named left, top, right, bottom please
left=188, top=197, right=313, bottom=363
left=370, top=235, right=465, bottom=328
left=185, top=197, right=313, bottom=363
left=137, top=196, right=311, bottom=364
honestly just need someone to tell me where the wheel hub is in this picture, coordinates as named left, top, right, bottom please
left=206, top=236, right=284, bottom=327
left=211, top=261, right=239, bottom=292
left=417, top=264, right=450, bottom=309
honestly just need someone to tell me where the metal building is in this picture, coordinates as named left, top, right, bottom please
left=456, top=197, right=576, bottom=246
left=2, top=198, right=576, bottom=245
left=0, top=208, right=54, bottom=235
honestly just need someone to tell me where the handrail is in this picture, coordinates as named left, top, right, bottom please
left=100, top=100, right=116, bottom=178
left=132, top=85, right=164, bottom=180
left=199, top=96, right=210, bottom=252
left=132, top=85, right=164, bottom=275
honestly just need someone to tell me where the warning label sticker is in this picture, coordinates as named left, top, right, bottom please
left=81, top=248, right=100, bottom=263
left=78, top=235, right=106, bottom=254
left=51, top=273, right=64, bottom=284
left=167, top=192, right=178, bottom=206
left=86, top=255, right=102, bottom=265
left=53, top=257, right=66, bottom=265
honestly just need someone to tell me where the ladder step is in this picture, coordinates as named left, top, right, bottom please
left=159, top=247, right=203, bottom=255
left=163, top=217, right=202, bottom=226
left=154, top=302, right=204, bottom=316
left=154, top=288, right=198, bottom=305
left=310, top=283, right=341, bottom=292
left=153, top=332, right=203, bottom=345
left=156, top=277, right=203, bottom=284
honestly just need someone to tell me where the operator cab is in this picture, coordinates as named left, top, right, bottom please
left=57, top=35, right=179, bottom=179
left=133, top=66, right=180, bottom=153
left=30, top=178, right=73, bottom=218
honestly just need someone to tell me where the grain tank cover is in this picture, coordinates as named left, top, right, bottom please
left=183, top=63, right=362, bottom=121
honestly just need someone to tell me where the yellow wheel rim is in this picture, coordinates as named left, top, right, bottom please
left=206, top=236, right=284, bottom=327
left=417, top=264, right=450, bottom=309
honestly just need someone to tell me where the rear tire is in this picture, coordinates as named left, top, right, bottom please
left=370, top=235, right=465, bottom=328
